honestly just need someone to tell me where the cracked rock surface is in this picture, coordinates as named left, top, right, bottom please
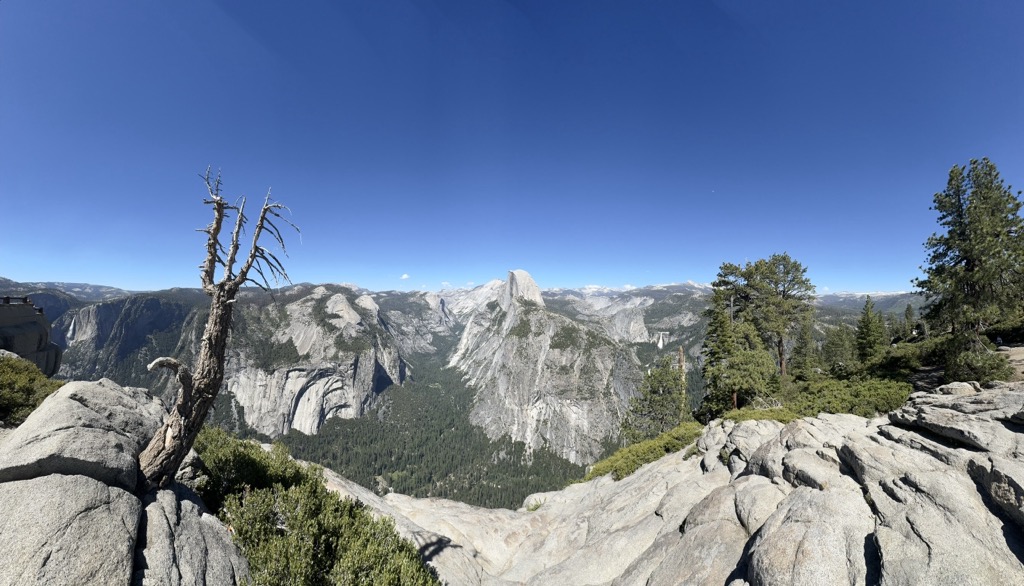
left=335, top=381, right=1024, bottom=585
left=0, top=377, right=248, bottom=586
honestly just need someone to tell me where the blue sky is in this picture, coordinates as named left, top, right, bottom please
left=2, top=1, right=1022, bottom=294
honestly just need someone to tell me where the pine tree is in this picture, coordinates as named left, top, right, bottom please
left=789, top=315, right=822, bottom=379
left=699, top=275, right=777, bottom=421
left=822, top=324, right=857, bottom=377
left=915, top=158, right=1024, bottom=336
left=621, top=357, right=688, bottom=444
left=703, top=254, right=815, bottom=377
left=856, top=296, right=887, bottom=362
left=743, top=253, right=816, bottom=376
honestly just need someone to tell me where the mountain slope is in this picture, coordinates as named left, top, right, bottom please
left=450, top=270, right=640, bottom=464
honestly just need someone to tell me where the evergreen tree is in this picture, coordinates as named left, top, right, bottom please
left=856, top=296, right=887, bottom=362
left=743, top=254, right=816, bottom=376
left=704, top=253, right=815, bottom=377
left=789, top=315, right=822, bottom=379
left=621, top=357, right=688, bottom=445
left=915, top=158, right=1024, bottom=336
left=699, top=280, right=777, bottom=421
left=822, top=324, right=857, bottom=377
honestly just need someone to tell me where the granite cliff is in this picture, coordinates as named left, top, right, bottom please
left=53, top=286, right=409, bottom=439
left=450, top=270, right=640, bottom=464
left=0, top=296, right=62, bottom=376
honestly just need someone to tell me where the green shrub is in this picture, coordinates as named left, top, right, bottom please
left=193, top=428, right=439, bottom=585
left=721, top=407, right=802, bottom=424
left=944, top=345, right=1014, bottom=384
left=0, top=356, right=64, bottom=426
left=787, top=378, right=912, bottom=418
left=582, top=422, right=703, bottom=482
left=864, top=342, right=922, bottom=380
left=193, top=427, right=307, bottom=512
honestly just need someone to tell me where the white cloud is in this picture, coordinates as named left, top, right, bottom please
left=400, top=274, right=410, bottom=280
left=623, top=284, right=637, bottom=290
left=466, top=281, right=475, bottom=286
left=441, top=281, right=451, bottom=288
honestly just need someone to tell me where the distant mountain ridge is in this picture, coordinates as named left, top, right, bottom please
left=0, top=277, right=134, bottom=302
left=1, top=272, right=928, bottom=469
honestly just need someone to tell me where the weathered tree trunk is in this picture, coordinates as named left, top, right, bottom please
left=137, top=170, right=294, bottom=493
left=138, top=288, right=236, bottom=490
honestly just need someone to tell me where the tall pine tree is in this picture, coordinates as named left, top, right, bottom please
left=856, top=295, right=887, bottom=362
left=915, top=158, right=1024, bottom=336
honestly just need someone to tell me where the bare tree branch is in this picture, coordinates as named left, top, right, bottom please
left=137, top=170, right=298, bottom=492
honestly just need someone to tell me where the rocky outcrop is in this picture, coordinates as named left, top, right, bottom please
left=339, top=382, right=1024, bottom=585
left=0, top=378, right=249, bottom=586
left=449, top=270, right=640, bottom=464
left=0, top=297, right=62, bottom=375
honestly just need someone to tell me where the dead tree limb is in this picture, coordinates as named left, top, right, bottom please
left=138, top=169, right=298, bottom=492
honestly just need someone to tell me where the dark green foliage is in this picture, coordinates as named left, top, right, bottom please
left=821, top=324, right=858, bottom=377
left=916, top=159, right=1024, bottom=337
left=582, top=422, right=704, bottom=481
left=193, top=427, right=439, bottom=586
left=621, top=358, right=689, bottom=444
left=699, top=302, right=777, bottom=422
left=508, top=317, right=532, bottom=338
left=550, top=324, right=582, bottom=350
left=699, top=254, right=815, bottom=421
left=942, top=334, right=1013, bottom=384
left=333, top=335, right=371, bottom=355
left=787, top=378, right=912, bottom=418
left=0, top=356, right=64, bottom=425
left=743, top=254, right=816, bottom=376
left=914, top=159, right=1024, bottom=381
left=789, top=317, right=822, bottom=380
left=281, top=349, right=584, bottom=509
left=721, top=407, right=801, bottom=424
left=232, top=305, right=303, bottom=373
left=311, top=297, right=340, bottom=333
left=856, top=296, right=888, bottom=362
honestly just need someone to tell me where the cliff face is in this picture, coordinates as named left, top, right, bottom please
left=0, top=297, right=62, bottom=376
left=222, top=286, right=406, bottom=437
left=335, top=381, right=1024, bottom=585
left=54, top=286, right=407, bottom=439
left=449, top=271, right=640, bottom=465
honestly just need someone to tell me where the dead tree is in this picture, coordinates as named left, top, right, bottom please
left=138, top=168, right=297, bottom=492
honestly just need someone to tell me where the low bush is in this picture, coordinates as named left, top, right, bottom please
left=582, top=422, right=703, bottom=482
left=193, top=427, right=439, bottom=586
left=944, top=346, right=1014, bottom=384
left=0, top=355, right=64, bottom=426
left=720, top=407, right=802, bottom=424
left=787, top=377, right=912, bottom=418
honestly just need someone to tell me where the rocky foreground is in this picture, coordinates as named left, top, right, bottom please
left=329, top=381, right=1024, bottom=585
left=0, top=379, right=248, bottom=586
left=4, top=378, right=1024, bottom=585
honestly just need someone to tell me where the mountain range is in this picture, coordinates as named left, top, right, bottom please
left=1, top=272, right=924, bottom=505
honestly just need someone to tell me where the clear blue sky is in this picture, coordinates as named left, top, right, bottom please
left=2, top=1, right=1022, bottom=293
